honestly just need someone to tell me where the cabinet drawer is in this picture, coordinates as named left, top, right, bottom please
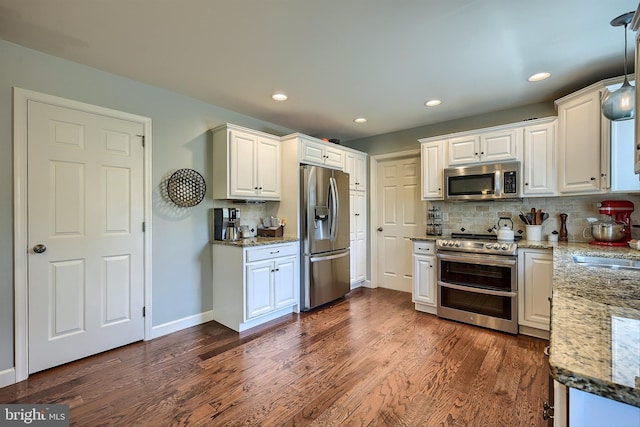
left=413, top=241, right=435, bottom=255
left=246, top=243, right=298, bottom=262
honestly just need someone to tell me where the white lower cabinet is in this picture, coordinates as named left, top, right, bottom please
left=212, top=242, right=299, bottom=332
left=350, top=190, right=367, bottom=285
left=412, top=241, right=437, bottom=314
left=518, top=248, right=552, bottom=337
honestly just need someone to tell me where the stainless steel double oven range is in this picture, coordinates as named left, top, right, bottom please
left=436, top=233, right=519, bottom=334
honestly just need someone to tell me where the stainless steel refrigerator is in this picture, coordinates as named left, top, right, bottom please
left=300, top=165, right=351, bottom=311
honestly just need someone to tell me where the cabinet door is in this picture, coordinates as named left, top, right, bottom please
left=274, top=256, right=297, bottom=309
left=523, top=121, right=556, bottom=196
left=345, top=152, right=367, bottom=191
left=300, top=139, right=326, bottom=165
left=354, top=191, right=366, bottom=283
left=256, top=137, right=281, bottom=199
left=413, top=254, right=436, bottom=306
left=421, top=140, right=445, bottom=199
left=229, top=130, right=258, bottom=198
left=557, top=90, right=602, bottom=193
left=448, top=135, right=479, bottom=165
left=246, top=260, right=274, bottom=319
left=324, top=145, right=345, bottom=169
left=518, top=250, right=552, bottom=330
left=481, top=129, right=519, bottom=162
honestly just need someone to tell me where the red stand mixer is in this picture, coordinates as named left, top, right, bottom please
left=590, top=200, right=634, bottom=246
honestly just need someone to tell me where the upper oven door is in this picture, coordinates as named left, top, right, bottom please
left=437, top=251, right=517, bottom=292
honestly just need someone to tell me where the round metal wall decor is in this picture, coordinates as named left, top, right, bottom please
left=166, top=168, right=206, bottom=207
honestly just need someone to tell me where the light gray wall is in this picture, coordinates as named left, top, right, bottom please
left=343, top=102, right=557, bottom=155
left=0, top=40, right=295, bottom=372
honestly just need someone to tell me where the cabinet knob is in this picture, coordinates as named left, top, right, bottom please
left=524, top=182, right=529, bottom=186
left=590, top=177, right=596, bottom=181
left=377, top=227, right=383, bottom=232
left=475, top=152, right=478, bottom=156
left=480, top=151, right=484, bottom=155
left=258, top=187, right=263, bottom=190
left=355, top=213, right=360, bottom=216
left=33, top=244, right=47, bottom=254
left=600, top=173, right=606, bottom=177
left=254, top=187, right=258, bottom=190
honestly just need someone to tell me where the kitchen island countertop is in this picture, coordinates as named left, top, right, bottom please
left=549, top=242, right=640, bottom=408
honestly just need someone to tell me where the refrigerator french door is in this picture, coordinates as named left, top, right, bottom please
left=301, top=165, right=351, bottom=311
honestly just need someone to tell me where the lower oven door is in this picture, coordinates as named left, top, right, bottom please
left=437, top=282, right=518, bottom=334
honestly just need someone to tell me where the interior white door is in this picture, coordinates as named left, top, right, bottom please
left=27, top=100, right=145, bottom=373
left=375, top=156, right=420, bottom=293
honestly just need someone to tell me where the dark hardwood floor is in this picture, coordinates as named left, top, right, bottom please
left=0, top=288, right=549, bottom=426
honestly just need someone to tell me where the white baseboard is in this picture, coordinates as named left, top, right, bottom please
left=361, top=279, right=375, bottom=288
left=0, top=367, right=16, bottom=388
left=151, top=310, right=214, bottom=339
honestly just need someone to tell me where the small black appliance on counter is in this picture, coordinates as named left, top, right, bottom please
left=213, top=208, right=240, bottom=241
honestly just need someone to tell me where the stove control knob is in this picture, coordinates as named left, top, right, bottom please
left=501, top=244, right=509, bottom=250
left=447, top=241, right=454, bottom=246
left=485, top=243, right=494, bottom=249
left=454, top=241, right=461, bottom=247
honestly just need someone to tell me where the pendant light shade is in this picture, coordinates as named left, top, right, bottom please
left=601, top=11, right=635, bottom=121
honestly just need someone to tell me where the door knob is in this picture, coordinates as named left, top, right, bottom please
left=33, top=244, right=47, bottom=254
left=377, top=227, right=383, bottom=232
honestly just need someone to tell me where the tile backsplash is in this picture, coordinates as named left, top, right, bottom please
left=428, top=194, right=640, bottom=242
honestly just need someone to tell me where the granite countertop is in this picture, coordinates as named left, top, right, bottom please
left=549, top=242, right=640, bottom=408
left=211, top=236, right=299, bottom=247
left=410, top=236, right=441, bottom=242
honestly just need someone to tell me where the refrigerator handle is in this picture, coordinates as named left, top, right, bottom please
left=329, top=176, right=339, bottom=241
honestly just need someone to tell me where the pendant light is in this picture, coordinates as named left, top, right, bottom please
left=601, top=11, right=635, bottom=121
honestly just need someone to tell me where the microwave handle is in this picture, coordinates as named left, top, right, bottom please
left=495, top=169, right=502, bottom=196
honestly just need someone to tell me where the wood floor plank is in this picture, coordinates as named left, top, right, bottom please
left=0, top=288, right=549, bottom=426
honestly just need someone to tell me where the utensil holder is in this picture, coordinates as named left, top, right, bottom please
left=526, top=225, right=542, bottom=241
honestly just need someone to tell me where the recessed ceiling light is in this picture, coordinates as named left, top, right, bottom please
left=527, top=72, right=551, bottom=82
left=354, top=117, right=367, bottom=123
left=425, top=99, right=441, bottom=107
left=271, top=92, right=288, bottom=101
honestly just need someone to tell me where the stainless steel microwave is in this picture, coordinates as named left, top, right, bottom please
left=444, top=161, right=522, bottom=201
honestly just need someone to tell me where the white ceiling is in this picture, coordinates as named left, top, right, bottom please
left=1, top=0, right=638, bottom=142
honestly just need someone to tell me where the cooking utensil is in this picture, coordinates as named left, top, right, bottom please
left=519, top=211, right=530, bottom=225
left=590, top=222, right=627, bottom=242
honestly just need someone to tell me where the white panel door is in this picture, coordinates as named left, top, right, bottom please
left=246, top=261, right=274, bottom=319
left=27, top=100, right=145, bottom=374
left=375, top=156, right=420, bottom=293
left=256, top=137, right=281, bottom=199
left=229, top=130, right=258, bottom=198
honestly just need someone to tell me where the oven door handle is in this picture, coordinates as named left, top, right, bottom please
left=437, top=252, right=516, bottom=268
left=438, top=281, right=517, bottom=297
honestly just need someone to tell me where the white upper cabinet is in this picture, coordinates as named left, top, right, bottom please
left=448, top=127, right=519, bottom=165
left=344, top=151, right=367, bottom=191
left=609, top=117, right=640, bottom=191
left=523, top=118, right=557, bottom=196
left=556, top=88, right=604, bottom=194
left=420, top=139, right=445, bottom=200
left=299, top=136, right=344, bottom=169
left=212, top=123, right=281, bottom=200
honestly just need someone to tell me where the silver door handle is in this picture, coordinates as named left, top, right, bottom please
left=377, top=227, right=383, bottom=232
left=33, top=244, right=47, bottom=254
